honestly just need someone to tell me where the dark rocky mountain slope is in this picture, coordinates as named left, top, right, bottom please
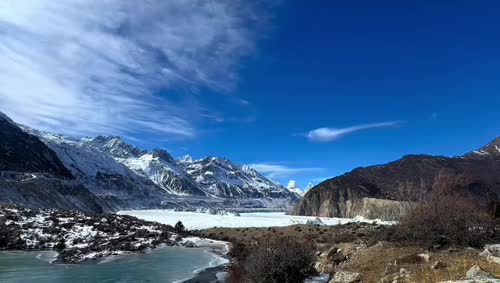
left=0, top=113, right=104, bottom=212
left=0, top=113, right=72, bottom=178
left=292, top=139, right=500, bottom=220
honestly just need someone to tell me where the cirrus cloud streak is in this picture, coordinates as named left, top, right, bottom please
left=0, top=0, right=262, bottom=138
left=249, top=163, right=324, bottom=179
left=306, top=121, right=402, bottom=143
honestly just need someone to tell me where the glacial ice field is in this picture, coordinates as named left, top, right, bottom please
left=117, top=210, right=396, bottom=230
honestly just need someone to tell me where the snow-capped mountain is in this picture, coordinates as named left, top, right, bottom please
left=179, top=156, right=297, bottom=198
left=20, top=128, right=166, bottom=210
left=29, top=130, right=298, bottom=200
left=83, top=136, right=299, bottom=199
left=1, top=112, right=299, bottom=212
left=85, top=136, right=206, bottom=196
left=286, top=181, right=305, bottom=197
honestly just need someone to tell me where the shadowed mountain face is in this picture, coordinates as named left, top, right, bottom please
left=0, top=113, right=103, bottom=212
left=292, top=140, right=500, bottom=219
left=0, top=113, right=73, bottom=178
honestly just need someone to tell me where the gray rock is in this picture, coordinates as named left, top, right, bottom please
left=329, top=271, right=361, bottom=283
left=466, top=265, right=495, bottom=279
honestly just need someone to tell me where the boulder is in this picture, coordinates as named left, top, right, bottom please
left=482, top=245, right=500, bottom=265
left=466, top=265, right=495, bottom=279
left=329, top=271, right=361, bottom=283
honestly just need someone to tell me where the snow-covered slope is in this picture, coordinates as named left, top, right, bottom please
left=179, top=156, right=299, bottom=199
left=85, top=136, right=298, bottom=200
left=286, top=181, right=305, bottom=197
left=21, top=128, right=165, bottom=210
left=85, top=137, right=206, bottom=196
left=16, top=121, right=299, bottom=209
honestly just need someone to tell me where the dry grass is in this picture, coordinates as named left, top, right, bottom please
left=197, top=224, right=500, bottom=283
left=197, top=223, right=375, bottom=248
left=346, top=243, right=500, bottom=283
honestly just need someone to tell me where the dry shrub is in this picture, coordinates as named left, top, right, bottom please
left=229, top=264, right=249, bottom=283
left=245, top=237, right=316, bottom=283
left=397, top=173, right=497, bottom=248
left=396, top=178, right=428, bottom=202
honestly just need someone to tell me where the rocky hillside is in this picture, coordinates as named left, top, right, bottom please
left=292, top=139, right=500, bottom=220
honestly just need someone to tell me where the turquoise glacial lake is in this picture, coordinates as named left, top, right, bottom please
left=0, top=247, right=224, bottom=283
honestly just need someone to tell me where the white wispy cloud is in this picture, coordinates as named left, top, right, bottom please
left=249, top=163, right=323, bottom=179
left=0, top=0, right=262, bottom=138
left=306, top=121, right=402, bottom=142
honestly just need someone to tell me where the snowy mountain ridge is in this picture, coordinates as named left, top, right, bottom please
left=22, top=126, right=299, bottom=201
left=286, top=180, right=313, bottom=197
left=179, top=156, right=293, bottom=198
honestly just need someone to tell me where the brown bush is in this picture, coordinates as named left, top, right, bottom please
left=229, top=264, right=249, bottom=283
left=244, top=237, right=316, bottom=283
left=397, top=173, right=498, bottom=248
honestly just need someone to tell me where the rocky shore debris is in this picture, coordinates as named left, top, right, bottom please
left=0, top=205, right=183, bottom=263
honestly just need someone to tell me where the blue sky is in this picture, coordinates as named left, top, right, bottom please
left=1, top=1, right=500, bottom=189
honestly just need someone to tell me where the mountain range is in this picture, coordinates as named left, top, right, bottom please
left=0, top=113, right=300, bottom=213
left=293, top=137, right=500, bottom=220
left=4, top=110, right=499, bottom=220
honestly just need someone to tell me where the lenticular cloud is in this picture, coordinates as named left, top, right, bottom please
left=0, top=0, right=260, bottom=138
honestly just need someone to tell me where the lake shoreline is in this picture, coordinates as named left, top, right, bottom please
left=0, top=243, right=232, bottom=283
left=179, top=236, right=232, bottom=283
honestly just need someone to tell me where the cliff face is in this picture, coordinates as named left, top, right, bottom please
left=345, top=198, right=412, bottom=221
left=292, top=144, right=500, bottom=220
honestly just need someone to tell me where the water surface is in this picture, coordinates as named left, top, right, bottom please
left=0, top=247, right=224, bottom=283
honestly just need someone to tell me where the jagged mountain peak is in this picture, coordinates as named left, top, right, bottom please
left=178, top=155, right=193, bottom=164
left=241, top=164, right=260, bottom=177
left=180, top=155, right=297, bottom=199
left=151, top=148, right=175, bottom=163
left=86, top=135, right=147, bottom=159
